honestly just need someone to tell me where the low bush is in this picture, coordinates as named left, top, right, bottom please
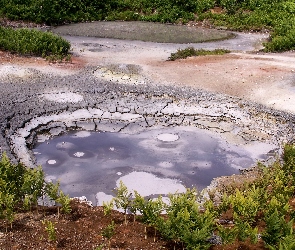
left=0, top=153, right=71, bottom=230
left=0, top=26, right=70, bottom=59
left=168, top=47, right=230, bottom=61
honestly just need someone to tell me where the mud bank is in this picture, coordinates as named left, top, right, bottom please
left=0, top=67, right=294, bottom=167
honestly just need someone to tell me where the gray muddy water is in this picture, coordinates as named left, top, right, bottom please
left=33, top=126, right=274, bottom=206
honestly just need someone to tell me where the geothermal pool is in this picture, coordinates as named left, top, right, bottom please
left=33, top=126, right=275, bottom=205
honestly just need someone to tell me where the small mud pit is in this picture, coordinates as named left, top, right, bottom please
left=33, top=126, right=275, bottom=205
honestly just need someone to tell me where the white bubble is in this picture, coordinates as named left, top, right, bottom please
left=47, top=160, right=57, bottom=165
left=157, top=133, right=179, bottom=142
left=73, top=152, right=85, bottom=157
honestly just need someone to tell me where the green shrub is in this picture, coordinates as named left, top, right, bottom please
left=0, top=153, right=45, bottom=229
left=168, top=47, right=230, bottom=61
left=113, top=180, right=132, bottom=224
left=0, top=26, right=70, bottom=59
left=42, top=220, right=57, bottom=242
left=157, top=189, right=216, bottom=250
left=0, top=153, right=72, bottom=228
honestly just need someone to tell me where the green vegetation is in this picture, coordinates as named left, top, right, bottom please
left=101, top=221, right=116, bottom=250
left=1, top=0, right=295, bottom=51
left=0, top=153, right=71, bottom=231
left=0, top=26, right=71, bottom=60
left=42, top=220, right=57, bottom=242
left=168, top=47, right=230, bottom=61
left=2, top=143, right=295, bottom=248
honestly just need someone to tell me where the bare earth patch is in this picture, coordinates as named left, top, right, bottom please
left=0, top=200, right=267, bottom=250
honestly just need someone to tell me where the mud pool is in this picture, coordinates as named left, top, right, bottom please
left=33, top=127, right=275, bottom=206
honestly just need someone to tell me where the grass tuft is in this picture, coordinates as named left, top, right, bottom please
left=168, top=47, right=231, bottom=61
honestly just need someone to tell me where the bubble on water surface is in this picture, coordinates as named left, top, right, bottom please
left=73, top=152, right=85, bottom=157
left=47, top=160, right=57, bottom=165
left=157, top=133, right=179, bottom=142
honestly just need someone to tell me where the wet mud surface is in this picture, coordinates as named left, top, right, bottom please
left=52, top=21, right=234, bottom=43
left=33, top=126, right=272, bottom=205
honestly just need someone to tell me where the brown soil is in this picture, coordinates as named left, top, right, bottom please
left=0, top=200, right=267, bottom=250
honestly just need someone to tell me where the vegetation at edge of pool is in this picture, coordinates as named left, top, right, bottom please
left=0, top=26, right=71, bottom=60
left=1, top=0, right=295, bottom=52
left=1, top=143, right=295, bottom=248
left=168, top=47, right=231, bottom=61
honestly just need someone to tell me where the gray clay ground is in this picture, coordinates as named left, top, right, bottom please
left=1, top=22, right=295, bottom=203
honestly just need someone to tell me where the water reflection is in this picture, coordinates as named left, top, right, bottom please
left=33, top=126, right=273, bottom=205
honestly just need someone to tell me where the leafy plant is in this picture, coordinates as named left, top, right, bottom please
left=56, top=190, right=71, bottom=214
left=42, top=220, right=57, bottom=242
left=217, top=224, right=238, bottom=245
left=0, top=153, right=44, bottom=227
left=0, top=153, right=72, bottom=228
left=262, top=208, right=294, bottom=248
left=46, top=181, right=71, bottom=216
left=158, top=188, right=216, bottom=250
left=101, top=220, right=116, bottom=250
left=229, top=188, right=260, bottom=224
left=103, top=200, right=114, bottom=216
left=113, top=180, right=132, bottom=225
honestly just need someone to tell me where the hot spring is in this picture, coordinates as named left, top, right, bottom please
left=33, top=126, right=275, bottom=206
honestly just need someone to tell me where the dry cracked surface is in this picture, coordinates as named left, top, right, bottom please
left=0, top=21, right=295, bottom=250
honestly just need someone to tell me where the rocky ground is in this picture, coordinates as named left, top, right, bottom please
left=0, top=21, right=295, bottom=249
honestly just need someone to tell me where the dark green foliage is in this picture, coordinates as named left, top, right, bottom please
left=0, top=0, right=204, bottom=25
left=168, top=47, right=231, bottom=61
left=157, top=189, right=215, bottom=250
left=0, top=153, right=47, bottom=228
left=0, top=26, right=70, bottom=59
left=0, top=152, right=72, bottom=228
left=101, top=220, right=116, bottom=249
left=1, top=0, right=295, bottom=51
left=262, top=208, right=294, bottom=248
